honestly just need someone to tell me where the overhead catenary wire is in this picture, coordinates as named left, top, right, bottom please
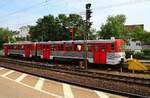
left=0, top=0, right=51, bottom=21
left=94, top=0, right=150, bottom=11
left=0, top=0, right=67, bottom=24
left=1, top=0, right=150, bottom=30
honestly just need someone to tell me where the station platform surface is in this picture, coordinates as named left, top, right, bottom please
left=0, top=67, right=127, bottom=98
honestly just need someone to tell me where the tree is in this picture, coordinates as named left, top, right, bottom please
left=124, top=25, right=150, bottom=44
left=127, top=26, right=144, bottom=41
left=30, top=15, right=56, bottom=41
left=29, top=14, right=90, bottom=41
left=139, top=31, right=150, bottom=44
left=97, top=14, right=126, bottom=40
left=0, top=28, right=13, bottom=49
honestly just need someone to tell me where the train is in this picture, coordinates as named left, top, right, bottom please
left=3, top=38, right=125, bottom=68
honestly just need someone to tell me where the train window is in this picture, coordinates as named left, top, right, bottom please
left=119, top=44, right=125, bottom=51
left=111, top=43, right=115, bottom=51
left=51, top=45, right=57, bottom=51
left=58, top=44, right=64, bottom=51
left=11, top=45, right=13, bottom=49
left=37, top=45, right=40, bottom=50
left=45, top=45, right=49, bottom=49
left=56, top=45, right=59, bottom=50
left=39, top=44, right=42, bottom=50
left=95, top=45, right=99, bottom=51
left=66, top=44, right=72, bottom=51
left=43, top=45, right=46, bottom=49
left=87, top=45, right=92, bottom=51
left=51, top=45, right=54, bottom=51
left=21, top=45, right=24, bottom=49
left=101, top=44, right=106, bottom=51
left=41, top=44, right=44, bottom=49
left=47, top=45, right=50, bottom=49
left=74, top=44, right=82, bottom=51
left=14, top=46, right=16, bottom=49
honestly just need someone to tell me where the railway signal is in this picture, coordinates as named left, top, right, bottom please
left=84, top=3, right=92, bottom=69
left=86, top=3, right=92, bottom=32
left=86, top=3, right=92, bottom=21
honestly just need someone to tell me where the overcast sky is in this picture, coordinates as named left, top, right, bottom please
left=0, top=0, right=149, bottom=31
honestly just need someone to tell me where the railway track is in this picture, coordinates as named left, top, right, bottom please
left=0, top=57, right=150, bottom=98
left=140, top=60, right=150, bottom=67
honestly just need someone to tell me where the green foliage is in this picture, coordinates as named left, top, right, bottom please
left=97, top=14, right=150, bottom=44
left=8, top=36, right=16, bottom=43
left=142, top=49, right=150, bottom=56
left=133, top=52, right=145, bottom=59
left=125, top=50, right=134, bottom=58
left=29, top=14, right=93, bottom=41
left=133, top=52, right=150, bottom=60
left=126, top=50, right=150, bottom=60
left=0, top=28, right=13, bottom=49
left=97, top=14, right=127, bottom=40
left=140, top=31, right=150, bottom=44
left=125, top=26, right=144, bottom=41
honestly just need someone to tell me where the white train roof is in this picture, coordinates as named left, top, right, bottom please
left=4, top=41, right=35, bottom=45
left=4, top=38, right=119, bottom=45
left=36, top=39, right=115, bottom=44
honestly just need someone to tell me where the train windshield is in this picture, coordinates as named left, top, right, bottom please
left=119, top=43, right=125, bottom=52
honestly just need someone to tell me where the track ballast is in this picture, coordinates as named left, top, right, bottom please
left=0, top=57, right=150, bottom=98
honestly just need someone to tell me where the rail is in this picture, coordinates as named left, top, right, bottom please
left=0, top=57, right=150, bottom=98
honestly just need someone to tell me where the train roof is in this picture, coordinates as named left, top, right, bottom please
left=3, top=41, right=35, bottom=45
left=36, top=39, right=116, bottom=44
left=4, top=38, right=124, bottom=45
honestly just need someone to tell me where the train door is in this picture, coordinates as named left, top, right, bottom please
left=93, top=44, right=100, bottom=64
left=3, top=45, right=8, bottom=56
left=42, top=44, right=50, bottom=59
left=99, top=43, right=106, bottom=64
left=24, top=45, right=30, bottom=57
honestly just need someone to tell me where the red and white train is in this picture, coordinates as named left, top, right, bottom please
left=3, top=38, right=125, bottom=66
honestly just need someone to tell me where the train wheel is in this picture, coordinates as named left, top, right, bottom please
left=79, top=61, right=86, bottom=69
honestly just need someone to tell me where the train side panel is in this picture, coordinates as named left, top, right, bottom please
left=3, top=44, right=8, bottom=56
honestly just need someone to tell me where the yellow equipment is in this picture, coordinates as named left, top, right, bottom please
left=127, top=59, right=148, bottom=71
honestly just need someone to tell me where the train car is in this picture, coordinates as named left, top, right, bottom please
left=3, top=42, right=36, bottom=58
left=37, top=38, right=125, bottom=66
left=3, top=38, right=125, bottom=67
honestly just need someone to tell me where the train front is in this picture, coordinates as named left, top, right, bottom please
left=106, top=39, right=126, bottom=65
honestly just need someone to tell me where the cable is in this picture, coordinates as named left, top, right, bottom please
left=0, top=0, right=51, bottom=20
left=94, top=0, right=150, bottom=11
left=58, top=0, right=150, bottom=18
left=2, top=0, right=150, bottom=30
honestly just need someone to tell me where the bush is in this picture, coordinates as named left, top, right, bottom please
left=125, top=50, right=150, bottom=60
left=133, top=52, right=150, bottom=60
left=144, top=55, right=150, bottom=60
left=125, top=50, right=134, bottom=58
left=133, top=52, right=145, bottom=59
left=142, top=49, right=150, bottom=56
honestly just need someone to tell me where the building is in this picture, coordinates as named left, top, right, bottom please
left=13, top=26, right=30, bottom=41
left=125, top=24, right=144, bottom=52
left=126, top=40, right=142, bottom=52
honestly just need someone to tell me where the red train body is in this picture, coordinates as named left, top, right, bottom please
left=3, top=38, right=125, bottom=65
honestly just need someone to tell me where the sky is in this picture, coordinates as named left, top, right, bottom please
left=0, top=0, right=150, bottom=31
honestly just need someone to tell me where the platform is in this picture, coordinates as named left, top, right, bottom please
left=0, top=67, right=127, bottom=98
